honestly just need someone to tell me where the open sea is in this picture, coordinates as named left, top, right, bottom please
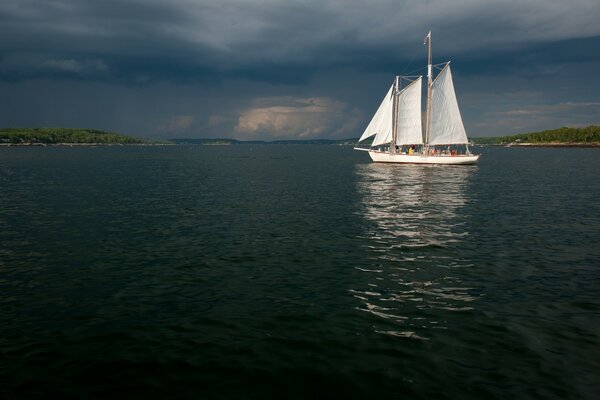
left=1, top=145, right=599, bottom=399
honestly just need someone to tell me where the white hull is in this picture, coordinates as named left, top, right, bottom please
left=368, top=150, right=479, bottom=165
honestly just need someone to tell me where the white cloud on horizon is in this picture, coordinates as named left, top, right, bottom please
left=234, top=96, right=361, bottom=140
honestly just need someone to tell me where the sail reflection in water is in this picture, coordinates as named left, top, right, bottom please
left=353, top=164, right=479, bottom=339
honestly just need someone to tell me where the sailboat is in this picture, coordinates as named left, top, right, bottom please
left=354, top=31, right=480, bottom=165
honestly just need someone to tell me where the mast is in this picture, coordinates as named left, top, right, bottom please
left=391, top=76, right=399, bottom=154
left=424, top=31, right=432, bottom=146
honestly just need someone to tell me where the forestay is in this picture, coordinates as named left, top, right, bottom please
left=396, top=77, right=423, bottom=145
left=428, top=65, right=468, bottom=145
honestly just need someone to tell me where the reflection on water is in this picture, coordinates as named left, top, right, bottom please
left=353, top=164, right=478, bottom=339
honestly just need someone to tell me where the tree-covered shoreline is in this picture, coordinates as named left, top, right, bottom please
left=471, top=126, right=600, bottom=145
left=0, top=128, right=144, bottom=144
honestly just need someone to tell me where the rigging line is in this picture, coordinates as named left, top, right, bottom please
left=399, top=42, right=431, bottom=77
left=399, top=48, right=419, bottom=76
left=399, top=75, right=422, bottom=81
left=399, top=65, right=428, bottom=77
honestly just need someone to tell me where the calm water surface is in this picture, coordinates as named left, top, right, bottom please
left=1, top=145, right=599, bottom=399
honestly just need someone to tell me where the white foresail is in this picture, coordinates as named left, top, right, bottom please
left=428, top=65, right=469, bottom=145
left=357, top=84, right=394, bottom=146
left=396, top=77, right=423, bottom=145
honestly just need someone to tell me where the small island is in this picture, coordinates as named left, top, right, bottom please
left=471, top=126, right=600, bottom=147
left=0, top=128, right=147, bottom=145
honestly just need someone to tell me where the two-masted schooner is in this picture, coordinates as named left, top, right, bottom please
left=354, top=31, right=480, bottom=164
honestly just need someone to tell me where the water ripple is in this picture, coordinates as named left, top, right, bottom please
left=353, top=164, right=479, bottom=339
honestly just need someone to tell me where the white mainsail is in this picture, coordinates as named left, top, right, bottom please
left=396, top=77, right=423, bottom=145
left=428, top=64, right=468, bottom=145
left=358, top=84, right=394, bottom=144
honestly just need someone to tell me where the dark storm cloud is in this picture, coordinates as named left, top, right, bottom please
left=0, top=0, right=215, bottom=82
left=3, top=0, right=600, bottom=83
left=1, top=0, right=599, bottom=138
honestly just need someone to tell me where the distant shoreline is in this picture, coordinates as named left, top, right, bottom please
left=483, top=142, right=600, bottom=148
left=3, top=142, right=599, bottom=148
left=470, top=126, right=600, bottom=145
left=2, top=126, right=599, bottom=147
left=0, top=142, right=175, bottom=147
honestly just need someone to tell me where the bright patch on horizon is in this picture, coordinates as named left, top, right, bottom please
left=234, top=96, right=362, bottom=140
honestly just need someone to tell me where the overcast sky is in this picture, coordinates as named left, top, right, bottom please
left=1, top=0, right=599, bottom=139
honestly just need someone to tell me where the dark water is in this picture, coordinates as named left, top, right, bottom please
left=1, top=145, right=599, bottom=399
